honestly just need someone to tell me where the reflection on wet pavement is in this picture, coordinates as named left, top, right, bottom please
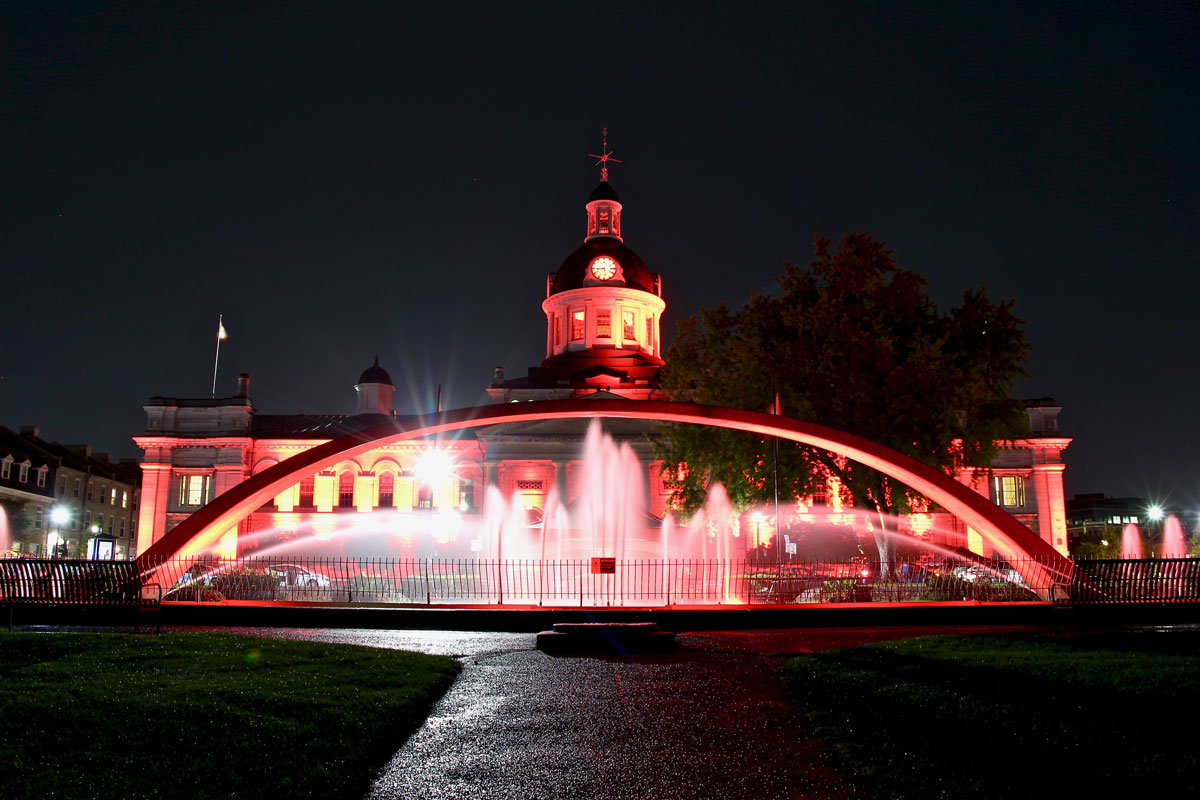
left=206, top=627, right=874, bottom=799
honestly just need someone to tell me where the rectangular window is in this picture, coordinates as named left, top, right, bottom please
left=298, top=477, right=315, bottom=507
left=623, top=310, right=636, bottom=341
left=178, top=475, right=209, bottom=507
left=458, top=479, right=475, bottom=512
left=36, top=468, right=46, bottom=488
left=1, top=460, right=9, bottom=479
left=596, top=310, right=611, bottom=338
left=86, top=482, right=94, bottom=501
left=35, top=505, right=44, bottom=529
left=110, top=488, right=117, bottom=505
left=74, top=478, right=81, bottom=498
left=553, top=313, right=561, bottom=347
left=119, top=518, right=126, bottom=538
left=98, top=484, right=107, bottom=504
left=121, top=491, right=128, bottom=509
left=19, top=464, right=30, bottom=483
left=995, top=475, right=1025, bottom=508
left=107, top=516, right=114, bottom=536
left=85, top=510, right=91, bottom=528
left=571, top=310, right=585, bottom=341
left=58, top=476, right=67, bottom=495
left=646, top=316, right=654, bottom=348
left=378, top=473, right=394, bottom=508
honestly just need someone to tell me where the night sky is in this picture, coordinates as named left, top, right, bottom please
left=4, top=2, right=1197, bottom=508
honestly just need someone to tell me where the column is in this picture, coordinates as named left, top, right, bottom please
left=136, top=463, right=172, bottom=555
left=354, top=472, right=376, bottom=513
left=1032, top=463, right=1068, bottom=556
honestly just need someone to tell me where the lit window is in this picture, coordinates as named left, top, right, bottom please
left=571, top=310, right=585, bottom=341
left=379, top=472, right=394, bottom=508
left=298, top=476, right=315, bottom=507
left=596, top=310, right=611, bottom=338
left=458, top=478, right=475, bottom=512
left=646, top=316, right=653, bottom=347
left=623, top=310, right=635, bottom=341
left=995, top=475, right=1025, bottom=508
left=121, top=491, right=128, bottom=509
left=110, top=488, right=117, bottom=505
left=178, top=475, right=209, bottom=507
left=338, top=471, right=354, bottom=508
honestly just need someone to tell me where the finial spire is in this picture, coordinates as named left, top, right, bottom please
left=588, top=126, right=622, bottom=182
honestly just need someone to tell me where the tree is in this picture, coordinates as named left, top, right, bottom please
left=0, top=496, right=34, bottom=550
left=656, top=233, right=1031, bottom=573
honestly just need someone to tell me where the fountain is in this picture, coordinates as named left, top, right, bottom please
left=1121, top=523, right=1143, bottom=559
left=1160, top=514, right=1187, bottom=558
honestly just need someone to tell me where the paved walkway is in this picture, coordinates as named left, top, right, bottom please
left=207, top=625, right=1045, bottom=800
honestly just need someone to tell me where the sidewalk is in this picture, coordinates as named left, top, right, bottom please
left=237, top=625, right=1049, bottom=800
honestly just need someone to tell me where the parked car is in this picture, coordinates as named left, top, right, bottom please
left=163, top=563, right=223, bottom=601
left=268, top=564, right=332, bottom=588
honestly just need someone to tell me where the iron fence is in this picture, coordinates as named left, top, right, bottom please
left=133, top=555, right=1081, bottom=606
left=1068, top=558, right=1200, bottom=604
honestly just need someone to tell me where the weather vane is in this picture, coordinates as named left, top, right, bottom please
left=588, top=126, right=622, bottom=182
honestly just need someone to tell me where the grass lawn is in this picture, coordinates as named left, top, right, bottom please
left=779, top=631, right=1200, bottom=798
left=0, top=631, right=461, bottom=799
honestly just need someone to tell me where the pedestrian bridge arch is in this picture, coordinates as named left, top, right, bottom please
left=137, top=400, right=1071, bottom=591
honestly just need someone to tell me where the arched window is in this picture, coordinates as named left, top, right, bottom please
left=338, top=471, right=355, bottom=508
left=379, top=472, right=395, bottom=508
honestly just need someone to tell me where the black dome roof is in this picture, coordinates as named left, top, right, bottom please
left=588, top=181, right=620, bottom=202
left=550, top=237, right=655, bottom=295
left=357, top=357, right=393, bottom=385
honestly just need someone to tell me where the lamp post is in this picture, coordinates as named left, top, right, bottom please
left=48, top=506, right=70, bottom=558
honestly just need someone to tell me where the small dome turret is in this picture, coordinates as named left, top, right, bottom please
left=357, top=356, right=392, bottom=386
left=355, top=356, right=395, bottom=416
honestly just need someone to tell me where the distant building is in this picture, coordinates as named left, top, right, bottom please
left=0, top=426, right=140, bottom=558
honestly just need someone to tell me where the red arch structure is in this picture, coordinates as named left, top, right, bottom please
left=137, top=399, right=1071, bottom=593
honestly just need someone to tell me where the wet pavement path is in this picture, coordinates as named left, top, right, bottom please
left=194, top=625, right=1048, bottom=799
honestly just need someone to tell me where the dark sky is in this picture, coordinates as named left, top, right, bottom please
left=3, top=2, right=1197, bottom=508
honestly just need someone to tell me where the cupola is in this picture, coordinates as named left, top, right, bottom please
left=355, top=356, right=396, bottom=416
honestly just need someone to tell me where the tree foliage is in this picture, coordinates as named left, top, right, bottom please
left=656, top=233, right=1031, bottom=528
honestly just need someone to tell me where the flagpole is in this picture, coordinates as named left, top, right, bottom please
left=211, top=315, right=224, bottom=398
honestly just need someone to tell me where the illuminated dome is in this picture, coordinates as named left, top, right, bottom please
left=357, top=357, right=392, bottom=386
left=549, top=238, right=657, bottom=295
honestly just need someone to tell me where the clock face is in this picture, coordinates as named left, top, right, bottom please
left=590, top=256, right=618, bottom=280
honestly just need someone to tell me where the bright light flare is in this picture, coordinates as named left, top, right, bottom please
left=50, top=506, right=70, bottom=526
left=415, top=448, right=454, bottom=486
left=1148, top=505, right=1164, bottom=521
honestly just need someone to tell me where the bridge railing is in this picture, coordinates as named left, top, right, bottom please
left=133, top=554, right=1085, bottom=606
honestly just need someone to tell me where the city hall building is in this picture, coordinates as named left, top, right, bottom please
left=134, top=167, right=1071, bottom=560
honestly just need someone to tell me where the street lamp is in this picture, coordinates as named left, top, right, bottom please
left=1148, top=505, right=1164, bottom=522
left=47, top=506, right=70, bottom=558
